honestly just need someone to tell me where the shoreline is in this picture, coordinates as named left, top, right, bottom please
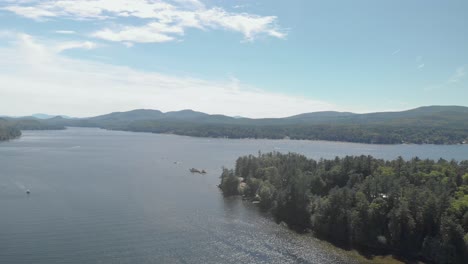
left=219, top=153, right=467, bottom=263
left=237, top=196, right=406, bottom=264
left=70, top=126, right=468, bottom=146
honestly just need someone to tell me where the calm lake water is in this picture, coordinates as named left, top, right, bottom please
left=0, top=128, right=467, bottom=264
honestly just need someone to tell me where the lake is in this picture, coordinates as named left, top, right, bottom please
left=0, top=128, right=467, bottom=264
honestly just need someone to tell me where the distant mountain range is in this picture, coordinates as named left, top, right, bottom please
left=31, top=113, right=74, bottom=119
left=0, top=114, right=74, bottom=119
left=2, top=105, right=468, bottom=144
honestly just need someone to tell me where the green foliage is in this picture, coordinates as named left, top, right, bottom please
left=450, top=190, right=468, bottom=218
left=0, top=118, right=21, bottom=141
left=220, top=152, right=468, bottom=263
left=105, top=121, right=468, bottom=145
left=218, top=168, right=239, bottom=196
left=258, top=181, right=276, bottom=210
left=11, top=118, right=65, bottom=130
left=0, top=118, right=65, bottom=142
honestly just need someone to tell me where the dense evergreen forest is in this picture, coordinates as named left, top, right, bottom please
left=219, top=153, right=468, bottom=263
left=115, top=121, right=467, bottom=144
left=0, top=119, right=21, bottom=141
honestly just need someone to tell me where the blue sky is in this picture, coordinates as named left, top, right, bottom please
left=0, top=0, right=467, bottom=117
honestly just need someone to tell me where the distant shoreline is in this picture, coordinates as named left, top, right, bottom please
left=4, top=105, right=468, bottom=145
left=12, top=126, right=468, bottom=147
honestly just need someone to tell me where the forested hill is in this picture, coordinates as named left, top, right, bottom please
left=0, top=117, right=65, bottom=142
left=4, top=105, right=468, bottom=144
left=39, top=105, right=468, bottom=144
left=6, top=118, right=66, bottom=130
left=219, top=152, right=468, bottom=263
left=0, top=118, right=21, bottom=141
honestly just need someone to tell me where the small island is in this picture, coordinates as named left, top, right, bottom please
left=190, top=168, right=207, bottom=174
left=219, top=152, right=468, bottom=263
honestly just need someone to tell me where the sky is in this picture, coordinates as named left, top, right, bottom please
left=0, top=0, right=467, bottom=118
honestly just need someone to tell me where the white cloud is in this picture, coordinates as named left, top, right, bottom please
left=55, top=40, right=98, bottom=52
left=0, top=34, right=333, bottom=118
left=448, top=66, right=466, bottom=83
left=2, top=5, right=58, bottom=19
left=197, top=7, right=285, bottom=41
left=55, top=30, right=76, bottom=34
left=92, top=22, right=184, bottom=43
left=2, top=0, right=286, bottom=43
left=6, top=32, right=98, bottom=52
left=417, top=63, right=425, bottom=69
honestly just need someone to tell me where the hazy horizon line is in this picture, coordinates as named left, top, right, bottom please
left=2, top=104, right=466, bottom=120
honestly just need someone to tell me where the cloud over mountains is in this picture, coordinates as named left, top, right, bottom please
left=0, top=33, right=334, bottom=117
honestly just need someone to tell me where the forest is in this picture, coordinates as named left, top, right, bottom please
left=0, top=118, right=21, bottom=141
left=219, top=152, right=468, bottom=263
left=0, top=118, right=64, bottom=142
left=9, top=118, right=66, bottom=131
left=44, top=105, right=468, bottom=145
left=3, top=106, right=468, bottom=144
left=117, top=121, right=467, bottom=144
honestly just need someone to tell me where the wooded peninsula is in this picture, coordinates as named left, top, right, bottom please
left=219, top=152, right=468, bottom=263
left=0, top=119, right=21, bottom=141
left=0, top=118, right=65, bottom=141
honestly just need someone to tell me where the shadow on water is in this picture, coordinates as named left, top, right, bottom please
left=219, top=192, right=408, bottom=264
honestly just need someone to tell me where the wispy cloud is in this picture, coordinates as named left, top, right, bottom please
left=0, top=33, right=332, bottom=118
left=55, top=41, right=98, bottom=52
left=92, top=22, right=183, bottom=43
left=391, top=49, right=400, bottom=55
left=416, top=56, right=425, bottom=70
left=233, top=5, right=246, bottom=9
left=2, top=0, right=286, bottom=44
left=55, top=30, right=76, bottom=34
left=448, top=66, right=466, bottom=83
left=423, top=65, right=466, bottom=91
left=2, top=5, right=58, bottom=19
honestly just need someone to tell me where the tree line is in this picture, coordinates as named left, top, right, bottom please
left=0, top=118, right=65, bottom=142
left=219, top=152, right=468, bottom=263
left=10, top=119, right=65, bottom=130
left=104, top=120, right=468, bottom=145
left=0, top=119, right=21, bottom=141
